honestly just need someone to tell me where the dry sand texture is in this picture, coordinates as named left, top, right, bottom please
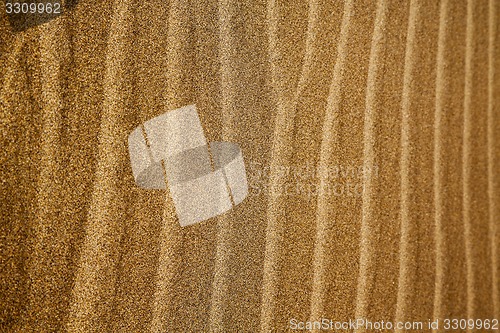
left=1, top=0, right=499, bottom=332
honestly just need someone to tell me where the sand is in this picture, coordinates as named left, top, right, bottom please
left=1, top=0, right=499, bottom=332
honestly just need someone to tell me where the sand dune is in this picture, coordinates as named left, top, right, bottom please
left=1, top=0, right=498, bottom=332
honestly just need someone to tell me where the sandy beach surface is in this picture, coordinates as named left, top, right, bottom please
left=1, top=0, right=499, bottom=332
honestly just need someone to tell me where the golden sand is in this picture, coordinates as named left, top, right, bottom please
left=1, top=0, right=499, bottom=332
